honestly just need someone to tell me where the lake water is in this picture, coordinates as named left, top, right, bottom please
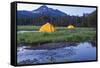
left=17, top=42, right=96, bottom=65
left=17, top=30, right=38, bottom=33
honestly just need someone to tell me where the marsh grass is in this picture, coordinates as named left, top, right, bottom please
left=17, top=25, right=40, bottom=30
left=17, top=26, right=96, bottom=45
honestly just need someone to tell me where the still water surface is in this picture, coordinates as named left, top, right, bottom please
left=17, top=42, right=96, bottom=64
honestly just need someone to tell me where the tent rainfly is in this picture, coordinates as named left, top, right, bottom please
left=67, top=25, right=75, bottom=29
left=39, top=23, right=55, bottom=32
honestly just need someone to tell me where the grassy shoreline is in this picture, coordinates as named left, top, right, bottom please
left=17, top=25, right=96, bottom=31
left=17, top=26, right=96, bottom=45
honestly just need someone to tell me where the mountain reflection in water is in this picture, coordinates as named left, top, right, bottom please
left=17, top=42, right=96, bottom=65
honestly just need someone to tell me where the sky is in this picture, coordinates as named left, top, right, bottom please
left=17, top=3, right=96, bottom=16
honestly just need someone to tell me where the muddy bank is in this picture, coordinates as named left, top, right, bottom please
left=18, top=42, right=78, bottom=50
left=18, top=41, right=96, bottom=50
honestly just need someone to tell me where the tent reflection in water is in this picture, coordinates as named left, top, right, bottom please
left=39, top=23, right=55, bottom=32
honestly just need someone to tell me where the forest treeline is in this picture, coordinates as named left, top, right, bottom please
left=17, top=10, right=97, bottom=27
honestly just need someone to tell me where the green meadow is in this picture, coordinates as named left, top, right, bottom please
left=17, top=26, right=40, bottom=30
left=17, top=26, right=96, bottom=45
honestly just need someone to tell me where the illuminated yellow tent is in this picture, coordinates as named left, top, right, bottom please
left=67, top=25, right=75, bottom=29
left=39, top=23, right=55, bottom=32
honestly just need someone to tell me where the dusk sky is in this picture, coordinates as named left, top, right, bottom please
left=17, top=3, right=96, bottom=16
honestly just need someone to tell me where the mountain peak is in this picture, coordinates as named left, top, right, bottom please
left=32, top=5, right=67, bottom=16
left=39, top=5, right=48, bottom=10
